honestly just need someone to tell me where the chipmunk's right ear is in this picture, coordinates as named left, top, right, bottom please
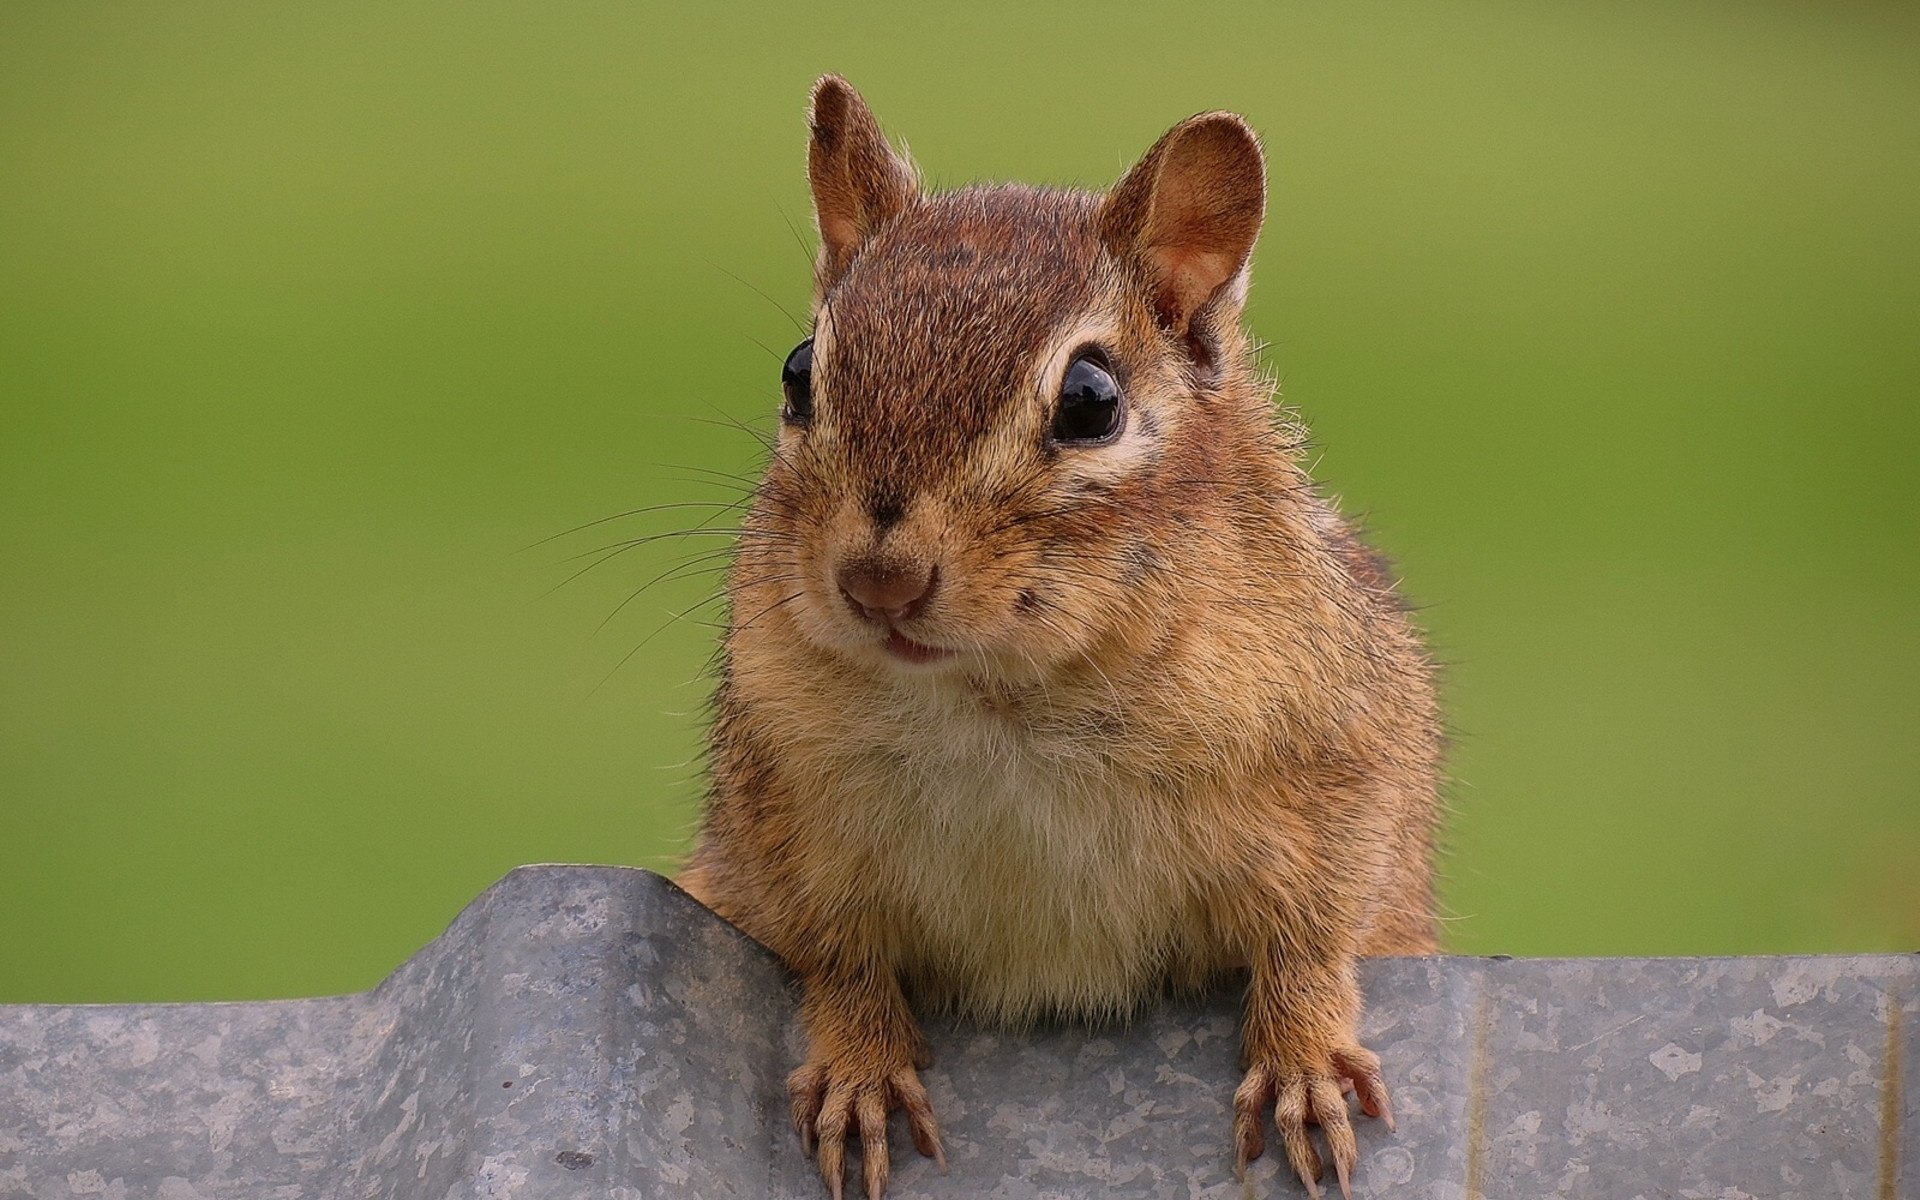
left=1099, top=113, right=1266, bottom=349
left=807, top=76, right=919, bottom=293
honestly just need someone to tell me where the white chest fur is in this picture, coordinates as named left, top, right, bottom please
left=833, top=689, right=1220, bottom=1025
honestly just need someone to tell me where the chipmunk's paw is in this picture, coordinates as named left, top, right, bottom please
left=1233, top=1044, right=1392, bottom=1198
left=789, top=1054, right=946, bottom=1200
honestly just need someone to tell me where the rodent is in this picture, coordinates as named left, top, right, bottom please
left=677, top=75, right=1442, bottom=1200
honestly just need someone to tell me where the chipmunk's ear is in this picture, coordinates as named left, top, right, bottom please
left=1099, top=112, right=1265, bottom=342
left=807, top=75, right=919, bottom=293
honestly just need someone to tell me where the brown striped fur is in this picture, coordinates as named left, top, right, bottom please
left=679, top=76, right=1442, bottom=1199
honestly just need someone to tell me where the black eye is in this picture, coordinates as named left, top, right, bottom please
left=1051, top=355, right=1123, bottom=445
left=781, top=337, right=814, bottom=426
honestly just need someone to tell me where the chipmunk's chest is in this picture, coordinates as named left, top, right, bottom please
left=848, top=703, right=1221, bottom=1023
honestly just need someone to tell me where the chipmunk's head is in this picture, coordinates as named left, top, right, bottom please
left=746, top=76, right=1272, bottom=679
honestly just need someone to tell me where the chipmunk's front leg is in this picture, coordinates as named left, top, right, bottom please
left=1234, top=940, right=1391, bottom=1198
left=789, top=961, right=945, bottom=1200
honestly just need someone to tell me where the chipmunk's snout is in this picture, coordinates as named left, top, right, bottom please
left=837, top=559, right=938, bottom=625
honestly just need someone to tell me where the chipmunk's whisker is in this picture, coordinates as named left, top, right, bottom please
left=589, top=593, right=732, bottom=698
left=516, top=499, right=751, bottom=555
left=597, top=556, right=756, bottom=635
left=704, top=256, right=806, bottom=334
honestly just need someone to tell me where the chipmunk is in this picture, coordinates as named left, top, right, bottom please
left=677, top=76, right=1442, bottom=1200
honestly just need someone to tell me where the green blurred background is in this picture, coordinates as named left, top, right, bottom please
left=3, top=2, right=1916, bottom=1003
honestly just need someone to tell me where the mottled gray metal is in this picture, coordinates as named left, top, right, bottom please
left=0, top=865, right=1912, bottom=1198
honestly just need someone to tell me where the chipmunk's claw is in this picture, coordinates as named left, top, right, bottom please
left=1335, top=1046, right=1394, bottom=1132
left=1233, top=1066, right=1269, bottom=1176
left=1234, top=1044, right=1387, bottom=1197
left=789, top=1059, right=944, bottom=1200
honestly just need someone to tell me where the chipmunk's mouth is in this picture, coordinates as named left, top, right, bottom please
left=882, top=630, right=954, bottom=665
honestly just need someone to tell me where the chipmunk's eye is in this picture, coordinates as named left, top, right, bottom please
left=781, top=337, right=814, bottom=426
left=1051, top=355, right=1123, bottom=445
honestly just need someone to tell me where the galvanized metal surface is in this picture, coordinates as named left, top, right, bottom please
left=1, top=865, right=1912, bottom=1198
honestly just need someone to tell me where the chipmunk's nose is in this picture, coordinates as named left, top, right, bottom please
left=838, top=560, right=937, bottom=624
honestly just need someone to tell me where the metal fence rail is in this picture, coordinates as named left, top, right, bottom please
left=1, top=865, right=1912, bottom=1198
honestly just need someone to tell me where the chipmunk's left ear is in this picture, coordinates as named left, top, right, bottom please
left=1100, top=112, right=1265, bottom=340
